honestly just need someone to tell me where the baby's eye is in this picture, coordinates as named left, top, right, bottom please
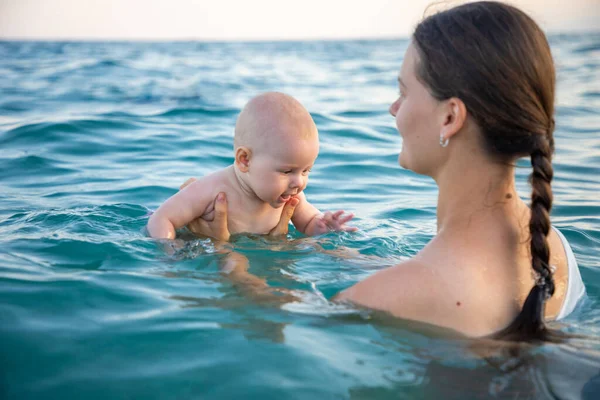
left=302, top=169, right=312, bottom=175
left=281, top=170, right=292, bottom=174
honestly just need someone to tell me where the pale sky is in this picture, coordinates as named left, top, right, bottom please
left=0, top=0, right=598, bottom=40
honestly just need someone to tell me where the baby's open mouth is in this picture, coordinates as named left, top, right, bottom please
left=278, top=192, right=297, bottom=202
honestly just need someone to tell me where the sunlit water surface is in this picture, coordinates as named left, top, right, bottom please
left=1, top=36, right=600, bottom=399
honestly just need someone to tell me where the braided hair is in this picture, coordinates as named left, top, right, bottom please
left=412, top=1, right=557, bottom=341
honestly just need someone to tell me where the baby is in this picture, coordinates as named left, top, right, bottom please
left=147, top=92, right=356, bottom=240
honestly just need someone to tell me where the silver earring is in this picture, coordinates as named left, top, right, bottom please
left=440, top=135, right=449, bottom=148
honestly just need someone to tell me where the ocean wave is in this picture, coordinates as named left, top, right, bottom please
left=1, top=119, right=143, bottom=147
left=1, top=37, right=600, bottom=398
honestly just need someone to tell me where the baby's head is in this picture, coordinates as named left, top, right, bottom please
left=233, top=92, right=319, bottom=208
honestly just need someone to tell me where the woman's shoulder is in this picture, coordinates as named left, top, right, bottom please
left=337, top=257, right=473, bottom=329
left=337, top=239, right=521, bottom=336
left=336, top=258, right=434, bottom=307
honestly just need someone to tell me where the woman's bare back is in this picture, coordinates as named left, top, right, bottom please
left=337, top=201, right=570, bottom=337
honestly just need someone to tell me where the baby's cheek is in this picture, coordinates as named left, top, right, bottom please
left=301, top=178, right=308, bottom=191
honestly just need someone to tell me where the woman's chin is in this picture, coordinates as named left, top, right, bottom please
left=398, top=152, right=422, bottom=174
left=398, top=152, right=409, bottom=169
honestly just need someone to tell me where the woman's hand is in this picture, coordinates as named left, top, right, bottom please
left=268, top=196, right=300, bottom=236
left=188, top=192, right=231, bottom=241
left=179, top=178, right=230, bottom=241
left=180, top=178, right=299, bottom=240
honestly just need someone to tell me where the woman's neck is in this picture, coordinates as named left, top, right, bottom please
left=434, top=156, right=521, bottom=234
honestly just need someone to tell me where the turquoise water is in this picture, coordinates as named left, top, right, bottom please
left=1, top=36, right=600, bottom=399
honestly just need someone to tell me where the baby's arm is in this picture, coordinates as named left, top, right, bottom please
left=147, top=178, right=216, bottom=239
left=291, top=193, right=356, bottom=236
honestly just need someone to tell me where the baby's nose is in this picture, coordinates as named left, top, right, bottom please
left=289, top=174, right=303, bottom=188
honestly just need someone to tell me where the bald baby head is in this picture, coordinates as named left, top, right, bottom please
left=234, top=92, right=318, bottom=152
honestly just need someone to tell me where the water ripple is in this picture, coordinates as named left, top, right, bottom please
left=1, top=36, right=599, bottom=399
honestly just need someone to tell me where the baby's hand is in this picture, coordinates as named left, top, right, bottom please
left=311, top=210, right=357, bottom=235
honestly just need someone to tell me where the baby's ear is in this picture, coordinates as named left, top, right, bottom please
left=235, top=147, right=251, bottom=172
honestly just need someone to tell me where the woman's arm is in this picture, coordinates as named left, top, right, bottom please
left=182, top=188, right=301, bottom=304
left=221, top=251, right=300, bottom=305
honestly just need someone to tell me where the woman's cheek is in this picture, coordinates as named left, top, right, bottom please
left=395, top=103, right=408, bottom=136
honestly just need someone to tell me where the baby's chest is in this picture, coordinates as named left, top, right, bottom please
left=227, top=202, right=282, bottom=235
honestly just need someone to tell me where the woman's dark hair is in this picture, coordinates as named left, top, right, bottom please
left=413, top=1, right=557, bottom=341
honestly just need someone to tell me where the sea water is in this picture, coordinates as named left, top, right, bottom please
left=1, top=36, right=600, bottom=399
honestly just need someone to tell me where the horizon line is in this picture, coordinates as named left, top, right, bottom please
left=1, top=29, right=599, bottom=43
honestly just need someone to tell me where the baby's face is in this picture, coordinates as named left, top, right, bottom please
left=247, top=133, right=319, bottom=208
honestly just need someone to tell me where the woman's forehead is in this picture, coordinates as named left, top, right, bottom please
left=400, top=44, right=417, bottom=81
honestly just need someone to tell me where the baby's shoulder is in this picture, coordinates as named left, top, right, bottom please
left=181, top=168, right=236, bottom=216
left=190, top=167, right=234, bottom=192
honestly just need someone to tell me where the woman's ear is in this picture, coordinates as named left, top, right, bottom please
left=235, top=147, right=251, bottom=172
left=440, top=97, right=467, bottom=141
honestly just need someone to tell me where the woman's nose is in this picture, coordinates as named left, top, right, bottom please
left=389, top=98, right=399, bottom=116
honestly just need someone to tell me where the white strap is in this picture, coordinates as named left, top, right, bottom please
left=553, top=226, right=586, bottom=320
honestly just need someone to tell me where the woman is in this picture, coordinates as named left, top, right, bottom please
left=183, top=1, right=585, bottom=340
